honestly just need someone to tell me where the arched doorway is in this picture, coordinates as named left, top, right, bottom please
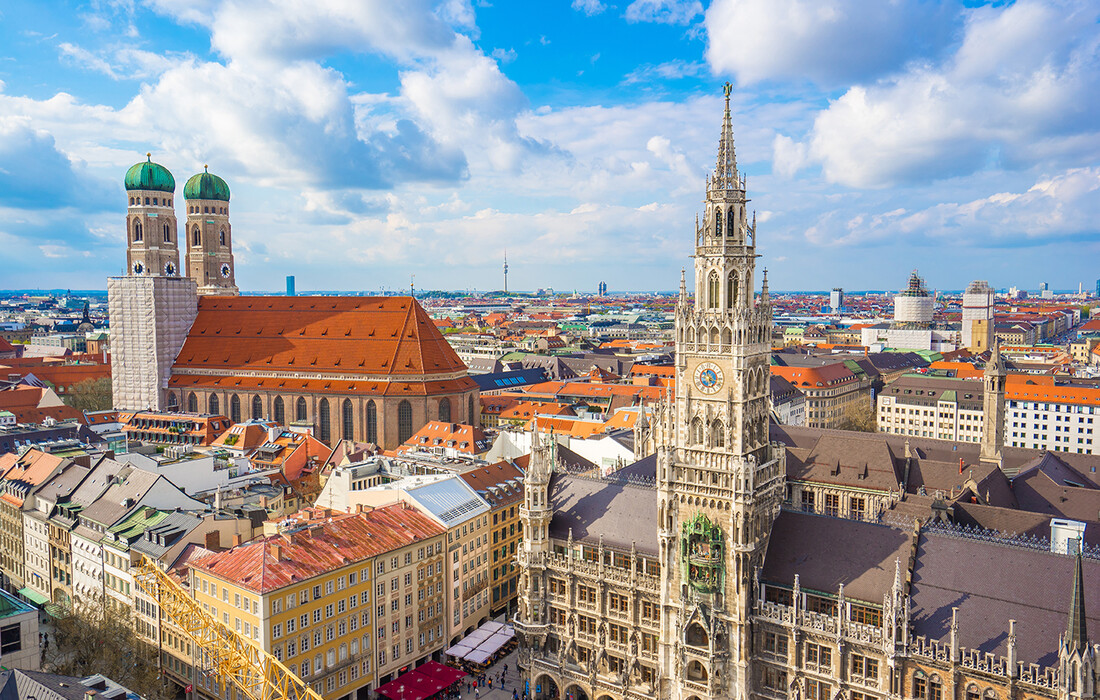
left=563, top=683, right=589, bottom=700
left=533, top=674, right=559, bottom=700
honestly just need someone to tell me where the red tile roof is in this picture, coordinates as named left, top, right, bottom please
left=168, top=296, right=475, bottom=397
left=191, top=502, right=445, bottom=593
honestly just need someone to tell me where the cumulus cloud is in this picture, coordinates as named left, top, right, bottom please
left=705, top=0, right=959, bottom=86
left=0, top=120, right=112, bottom=210
left=774, top=0, right=1100, bottom=188
left=624, top=0, right=702, bottom=25
left=801, top=167, right=1100, bottom=247
left=571, top=0, right=607, bottom=16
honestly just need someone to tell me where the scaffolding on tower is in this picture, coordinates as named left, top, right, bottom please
left=134, top=556, right=323, bottom=700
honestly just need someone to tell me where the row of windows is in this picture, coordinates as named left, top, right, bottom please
left=129, top=196, right=172, bottom=206
left=182, top=393, right=426, bottom=445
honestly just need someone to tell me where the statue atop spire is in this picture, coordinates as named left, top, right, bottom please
left=712, top=81, right=739, bottom=192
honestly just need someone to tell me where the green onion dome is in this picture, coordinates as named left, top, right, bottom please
left=184, top=165, right=231, bottom=202
left=124, top=153, right=175, bottom=192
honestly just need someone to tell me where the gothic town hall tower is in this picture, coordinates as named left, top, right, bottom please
left=654, top=83, right=786, bottom=700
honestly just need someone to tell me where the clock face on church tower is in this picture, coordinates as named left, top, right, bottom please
left=220, top=263, right=231, bottom=278
left=694, top=361, right=724, bottom=395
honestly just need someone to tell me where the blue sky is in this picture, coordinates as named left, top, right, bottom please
left=1, top=0, right=1099, bottom=293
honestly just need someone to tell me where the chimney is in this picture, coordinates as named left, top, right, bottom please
left=85, top=691, right=96, bottom=700
left=204, top=531, right=220, bottom=551
left=232, top=534, right=243, bottom=547
left=271, top=544, right=281, bottom=561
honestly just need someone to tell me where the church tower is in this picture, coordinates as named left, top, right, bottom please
left=980, top=337, right=1007, bottom=469
left=124, top=154, right=181, bottom=278
left=109, top=155, right=198, bottom=412
left=184, top=166, right=238, bottom=295
left=656, top=84, right=785, bottom=700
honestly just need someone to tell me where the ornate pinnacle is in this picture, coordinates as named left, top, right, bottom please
left=713, top=82, right=738, bottom=191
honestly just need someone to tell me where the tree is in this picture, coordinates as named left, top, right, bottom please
left=43, top=593, right=174, bottom=700
left=837, top=398, right=877, bottom=433
left=63, top=377, right=113, bottom=412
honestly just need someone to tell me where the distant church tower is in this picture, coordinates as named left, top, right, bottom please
left=124, top=154, right=181, bottom=278
left=184, top=166, right=238, bottom=295
left=655, top=83, right=786, bottom=700
left=108, top=155, right=198, bottom=412
left=980, top=337, right=1007, bottom=469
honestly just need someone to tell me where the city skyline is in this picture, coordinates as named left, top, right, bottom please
left=1, top=0, right=1099, bottom=292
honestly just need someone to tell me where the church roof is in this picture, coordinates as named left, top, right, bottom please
left=169, top=296, right=476, bottom=397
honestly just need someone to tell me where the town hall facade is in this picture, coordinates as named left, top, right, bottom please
left=514, top=86, right=1097, bottom=700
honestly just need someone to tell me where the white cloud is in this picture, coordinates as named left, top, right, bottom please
left=59, top=42, right=191, bottom=80
left=705, top=0, right=958, bottom=86
left=624, top=0, right=702, bottom=25
left=800, top=167, right=1100, bottom=247
left=571, top=0, right=606, bottom=16
left=623, top=59, right=706, bottom=84
left=771, top=134, right=806, bottom=179
left=778, top=0, right=1100, bottom=188
left=491, top=47, right=517, bottom=63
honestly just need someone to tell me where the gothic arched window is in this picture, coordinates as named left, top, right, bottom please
left=167, top=391, right=178, bottom=409
left=366, top=400, right=378, bottom=444
left=468, top=395, right=475, bottom=423
left=220, top=229, right=226, bottom=246
left=691, top=417, right=704, bottom=445
left=230, top=394, right=241, bottom=423
left=438, top=397, right=451, bottom=422
left=296, top=397, right=307, bottom=422
left=708, top=271, right=720, bottom=309
left=251, top=395, right=263, bottom=420
left=715, top=208, right=723, bottom=237
left=712, top=419, right=725, bottom=448
left=342, top=398, right=354, bottom=440
left=208, top=393, right=219, bottom=415
left=274, top=396, right=285, bottom=424
left=397, top=400, right=413, bottom=444
left=187, top=392, right=198, bottom=413
left=318, top=398, right=331, bottom=443
left=163, top=223, right=171, bottom=243
left=133, top=220, right=143, bottom=242
left=727, top=272, right=738, bottom=308
left=727, top=208, right=736, bottom=238
left=192, top=227, right=201, bottom=247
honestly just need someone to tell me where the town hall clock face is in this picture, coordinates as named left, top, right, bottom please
left=694, top=361, right=724, bottom=394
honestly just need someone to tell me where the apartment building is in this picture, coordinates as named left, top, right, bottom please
left=771, top=363, right=873, bottom=429
left=877, top=373, right=1100, bottom=455
left=457, top=460, right=524, bottom=617
left=877, top=374, right=985, bottom=442
left=189, top=503, right=446, bottom=700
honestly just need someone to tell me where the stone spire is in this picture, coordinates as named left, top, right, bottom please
left=679, top=268, right=687, bottom=304
left=761, top=268, right=769, bottom=301
left=713, top=82, right=739, bottom=191
left=1066, top=552, right=1089, bottom=653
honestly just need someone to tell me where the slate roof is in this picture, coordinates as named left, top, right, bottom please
left=761, top=511, right=911, bottom=604
left=548, top=473, right=658, bottom=555
left=909, top=531, right=1100, bottom=666
left=169, top=296, right=475, bottom=397
left=131, top=511, right=205, bottom=559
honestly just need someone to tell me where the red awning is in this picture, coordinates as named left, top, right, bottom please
left=376, top=662, right=467, bottom=700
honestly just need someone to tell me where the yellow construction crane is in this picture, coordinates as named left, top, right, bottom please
left=134, top=557, right=323, bottom=700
